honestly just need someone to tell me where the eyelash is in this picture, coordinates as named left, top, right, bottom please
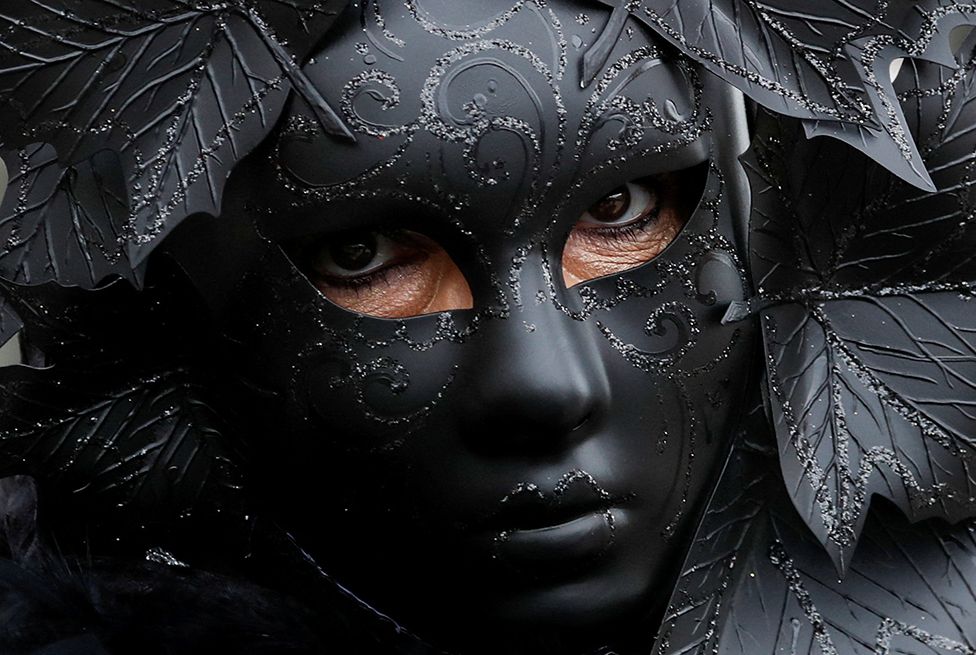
left=311, top=209, right=665, bottom=291
left=572, top=203, right=663, bottom=247
left=319, top=266, right=398, bottom=291
left=312, top=239, right=426, bottom=291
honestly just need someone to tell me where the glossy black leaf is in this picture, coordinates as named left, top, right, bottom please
left=744, top=54, right=976, bottom=573
left=0, top=153, right=18, bottom=351
left=0, top=0, right=350, bottom=288
left=0, top=145, right=132, bottom=287
left=0, top=366, right=245, bottom=528
left=655, top=433, right=976, bottom=655
left=0, top=295, right=23, bottom=352
left=620, top=0, right=976, bottom=190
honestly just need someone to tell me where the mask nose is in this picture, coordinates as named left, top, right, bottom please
left=457, top=287, right=611, bottom=456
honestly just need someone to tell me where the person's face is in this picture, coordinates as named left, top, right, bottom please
left=224, top=0, right=755, bottom=650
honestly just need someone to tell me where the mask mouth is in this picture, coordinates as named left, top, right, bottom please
left=463, top=469, right=633, bottom=534
left=480, top=471, right=634, bottom=579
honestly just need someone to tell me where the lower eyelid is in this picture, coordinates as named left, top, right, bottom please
left=573, top=211, right=666, bottom=245
left=318, top=252, right=429, bottom=287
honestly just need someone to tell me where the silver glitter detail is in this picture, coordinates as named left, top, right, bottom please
left=768, top=541, right=838, bottom=655
left=576, top=47, right=705, bottom=158
left=362, top=0, right=407, bottom=57
left=874, top=618, right=976, bottom=654
left=417, top=38, right=567, bottom=229
left=145, top=547, right=189, bottom=568
left=596, top=301, right=700, bottom=373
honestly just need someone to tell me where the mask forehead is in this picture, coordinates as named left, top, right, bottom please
left=263, top=0, right=710, bottom=254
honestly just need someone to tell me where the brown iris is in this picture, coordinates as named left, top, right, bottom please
left=323, top=232, right=378, bottom=273
left=587, top=186, right=630, bottom=223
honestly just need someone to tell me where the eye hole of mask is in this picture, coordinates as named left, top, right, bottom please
left=287, top=228, right=474, bottom=319
left=561, top=164, right=707, bottom=288
left=286, top=165, right=704, bottom=319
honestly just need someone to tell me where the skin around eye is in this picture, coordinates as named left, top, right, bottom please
left=561, top=172, right=690, bottom=289
left=290, top=170, right=695, bottom=318
left=290, top=229, right=473, bottom=318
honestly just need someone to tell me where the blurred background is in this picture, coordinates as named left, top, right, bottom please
left=0, top=336, right=18, bottom=367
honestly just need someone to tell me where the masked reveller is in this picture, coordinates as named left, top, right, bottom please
left=0, top=2, right=975, bottom=654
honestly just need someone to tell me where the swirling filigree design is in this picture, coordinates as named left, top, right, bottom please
left=596, top=301, right=699, bottom=372
left=575, top=46, right=705, bottom=159
left=340, top=70, right=412, bottom=137
left=419, top=39, right=567, bottom=226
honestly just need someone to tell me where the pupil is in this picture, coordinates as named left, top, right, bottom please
left=589, top=186, right=630, bottom=223
left=330, top=232, right=377, bottom=271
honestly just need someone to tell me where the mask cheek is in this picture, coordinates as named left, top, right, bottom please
left=596, top=249, right=747, bottom=369
left=296, top=329, right=466, bottom=455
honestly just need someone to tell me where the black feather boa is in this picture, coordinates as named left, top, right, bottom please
left=0, top=476, right=448, bottom=655
left=0, top=476, right=325, bottom=655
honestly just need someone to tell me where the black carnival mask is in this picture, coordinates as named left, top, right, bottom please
left=210, top=1, right=758, bottom=651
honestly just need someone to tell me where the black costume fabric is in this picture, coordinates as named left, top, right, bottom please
left=0, top=1, right=974, bottom=654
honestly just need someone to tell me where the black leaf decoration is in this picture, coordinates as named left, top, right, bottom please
left=742, top=52, right=976, bottom=573
left=0, top=297, right=23, bottom=353
left=0, top=145, right=132, bottom=287
left=622, top=0, right=976, bottom=191
left=0, top=0, right=351, bottom=289
left=0, top=152, right=23, bottom=350
left=0, top=365, right=245, bottom=531
left=655, top=424, right=976, bottom=655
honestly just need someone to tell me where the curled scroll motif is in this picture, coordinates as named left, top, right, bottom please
left=575, top=45, right=705, bottom=157
left=292, top=311, right=465, bottom=437
left=278, top=26, right=570, bottom=228
left=361, top=0, right=407, bottom=61
left=341, top=70, right=412, bottom=138
left=391, top=0, right=571, bottom=88
left=272, top=115, right=417, bottom=203
left=743, top=52, right=976, bottom=573
left=404, top=0, right=567, bottom=71
left=419, top=42, right=558, bottom=159
left=592, top=253, right=746, bottom=380
left=434, top=54, right=544, bottom=188
left=548, top=160, right=743, bottom=382
left=314, top=355, right=459, bottom=439
left=335, top=355, right=457, bottom=431
left=419, top=40, right=567, bottom=225
left=596, top=301, right=699, bottom=373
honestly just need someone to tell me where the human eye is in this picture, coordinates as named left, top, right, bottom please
left=561, top=170, right=697, bottom=288
left=288, top=228, right=473, bottom=318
